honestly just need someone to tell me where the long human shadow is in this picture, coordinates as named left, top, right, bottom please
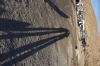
left=0, top=31, right=70, bottom=66
left=0, top=18, right=68, bottom=31
left=44, top=0, right=69, bottom=18
left=0, top=18, right=70, bottom=66
left=0, top=0, right=4, bottom=5
left=0, top=29, right=67, bottom=39
left=0, top=18, right=69, bottom=40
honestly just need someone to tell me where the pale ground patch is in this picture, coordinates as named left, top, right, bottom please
left=67, top=35, right=73, bottom=66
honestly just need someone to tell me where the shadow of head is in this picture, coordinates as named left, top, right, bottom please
left=58, top=27, right=70, bottom=37
left=65, top=29, right=70, bottom=37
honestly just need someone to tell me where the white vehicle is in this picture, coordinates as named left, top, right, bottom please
left=77, top=11, right=84, bottom=19
left=76, top=0, right=83, bottom=5
left=77, top=6, right=83, bottom=11
left=79, top=29, right=85, bottom=40
left=77, top=19, right=85, bottom=30
left=76, top=1, right=83, bottom=6
left=76, top=0, right=83, bottom=11
left=79, top=20, right=85, bottom=31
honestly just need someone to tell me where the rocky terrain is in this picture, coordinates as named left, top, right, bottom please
left=83, top=0, right=100, bottom=66
left=0, top=0, right=78, bottom=66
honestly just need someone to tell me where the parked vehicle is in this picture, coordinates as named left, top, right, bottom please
left=81, top=38, right=86, bottom=45
left=76, top=0, right=87, bottom=51
left=76, top=0, right=80, bottom=3
left=79, top=29, right=85, bottom=41
left=77, top=11, right=84, bottom=19
left=77, top=19, right=84, bottom=26
left=76, top=0, right=82, bottom=4
left=77, top=11, right=83, bottom=15
left=76, top=6, right=83, bottom=11
left=78, top=14, right=84, bottom=18
left=76, top=1, right=83, bottom=6
left=79, top=20, right=85, bottom=31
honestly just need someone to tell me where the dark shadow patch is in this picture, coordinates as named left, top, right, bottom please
left=0, top=31, right=69, bottom=66
left=0, top=18, right=70, bottom=66
left=0, top=7, right=6, bottom=16
left=0, top=18, right=69, bottom=39
left=0, top=18, right=30, bottom=31
left=0, top=0, right=4, bottom=5
left=44, top=0, right=69, bottom=18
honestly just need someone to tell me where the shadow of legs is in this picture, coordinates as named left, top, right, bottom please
left=0, top=32, right=69, bottom=66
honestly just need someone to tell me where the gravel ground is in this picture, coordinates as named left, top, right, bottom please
left=0, top=0, right=77, bottom=66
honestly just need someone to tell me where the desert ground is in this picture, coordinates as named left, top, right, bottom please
left=0, top=0, right=80, bottom=66
left=83, top=0, right=100, bottom=66
left=0, top=0, right=96, bottom=66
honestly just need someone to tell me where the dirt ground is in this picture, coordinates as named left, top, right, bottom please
left=0, top=0, right=78, bottom=66
left=83, top=0, right=100, bottom=66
